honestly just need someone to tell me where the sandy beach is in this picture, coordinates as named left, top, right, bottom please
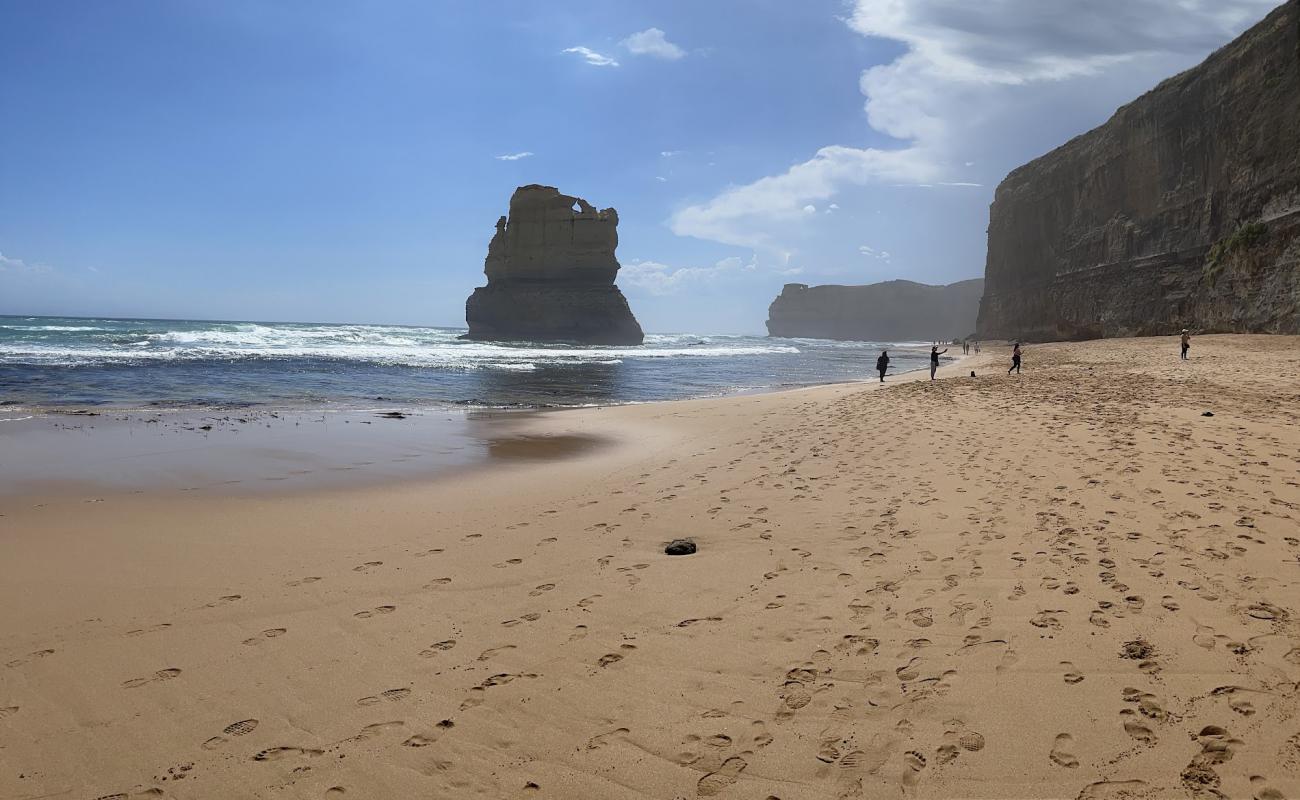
left=2, top=335, right=1299, bottom=800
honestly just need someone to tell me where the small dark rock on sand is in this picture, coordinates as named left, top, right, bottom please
left=1202, top=411, right=1214, bottom=417
left=664, top=539, right=697, bottom=556
left=376, top=412, right=408, bottom=419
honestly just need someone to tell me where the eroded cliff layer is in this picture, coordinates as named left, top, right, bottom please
left=464, top=185, right=644, bottom=345
left=766, top=279, right=984, bottom=341
left=977, top=0, right=1300, bottom=340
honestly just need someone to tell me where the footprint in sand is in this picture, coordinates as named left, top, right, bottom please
left=354, top=606, right=397, bottom=619
left=253, top=746, right=324, bottom=762
left=402, top=733, right=440, bottom=747
left=202, top=595, right=242, bottom=609
left=1050, top=733, right=1079, bottom=768
left=224, top=718, right=259, bottom=736
left=203, top=718, right=260, bottom=748
left=904, top=608, right=934, bottom=628
left=597, top=653, right=624, bottom=668
left=418, top=639, right=457, bottom=657
left=585, top=727, right=631, bottom=750
left=285, top=576, right=322, bottom=587
left=1119, top=710, right=1156, bottom=744
left=1250, top=775, right=1286, bottom=800
left=5, top=649, right=56, bottom=668
left=529, top=583, right=556, bottom=596
left=1061, top=662, right=1085, bottom=684
left=1030, top=610, right=1066, bottom=631
left=352, top=562, right=383, bottom=573
left=122, top=668, right=181, bottom=689
left=461, top=643, right=510, bottom=664
left=360, top=688, right=410, bottom=705
left=242, top=628, right=287, bottom=646
left=902, top=750, right=927, bottom=786
left=423, top=577, right=453, bottom=588
left=697, top=755, right=748, bottom=796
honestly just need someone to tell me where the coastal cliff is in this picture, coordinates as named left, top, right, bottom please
left=766, top=279, right=983, bottom=341
left=464, top=185, right=644, bottom=345
left=977, top=0, right=1300, bottom=341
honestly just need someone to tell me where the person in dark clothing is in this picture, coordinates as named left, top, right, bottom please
left=930, top=345, right=948, bottom=380
left=1180, top=329, right=1190, bottom=360
left=1008, top=342, right=1022, bottom=374
left=876, top=350, right=890, bottom=382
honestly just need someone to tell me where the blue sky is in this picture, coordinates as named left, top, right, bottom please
left=0, top=0, right=1281, bottom=333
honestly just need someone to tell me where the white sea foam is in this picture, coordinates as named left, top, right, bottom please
left=0, top=321, right=801, bottom=368
left=1, top=325, right=113, bottom=332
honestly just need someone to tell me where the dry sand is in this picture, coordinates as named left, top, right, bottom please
left=2, top=335, right=1298, bottom=799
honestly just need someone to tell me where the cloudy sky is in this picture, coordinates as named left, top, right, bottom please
left=0, top=0, right=1282, bottom=332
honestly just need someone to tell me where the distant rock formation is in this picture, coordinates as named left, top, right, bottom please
left=977, top=0, right=1300, bottom=341
left=766, top=279, right=984, bottom=341
left=463, top=185, right=644, bottom=345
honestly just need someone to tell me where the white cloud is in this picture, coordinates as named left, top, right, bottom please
left=0, top=251, right=51, bottom=274
left=671, top=144, right=938, bottom=250
left=622, top=28, right=686, bottom=60
left=672, top=0, right=1279, bottom=253
left=655, top=176, right=668, bottom=182
left=494, top=151, right=534, bottom=161
left=860, top=245, right=891, bottom=262
left=562, top=46, right=619, bottom=67
left=660, top=150, right=683, bottom=158
left=621, top=256, right=768, bottom=295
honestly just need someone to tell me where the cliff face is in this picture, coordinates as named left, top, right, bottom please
left=766, top=279, right=984, bottom=341
left=977, top=0, right=1300, bottom=341
left=464, top=185, right=644, bottom=345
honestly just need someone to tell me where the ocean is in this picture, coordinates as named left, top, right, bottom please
left=0, top=315, right=937, bottom=411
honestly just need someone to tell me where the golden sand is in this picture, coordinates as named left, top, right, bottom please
left=1, top=335, right=1298, bottom=799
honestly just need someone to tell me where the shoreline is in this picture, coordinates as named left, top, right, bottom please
left=4, top=335, right=1294, bottom=799
left=0, top=354, right=970, bottom=501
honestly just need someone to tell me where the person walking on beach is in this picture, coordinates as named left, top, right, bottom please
left=1180, top=329, right=1191, bottom=360
left=876, top=350, right=890, bottom=382
left=1008, top=342, right=1022, bottom=374
left=930, top=345, right=948, bottom=380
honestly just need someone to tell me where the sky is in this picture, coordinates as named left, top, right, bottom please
left=0, top=0, right=1283, bottom=333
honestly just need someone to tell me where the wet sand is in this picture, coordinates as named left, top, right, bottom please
left=0, top=408, right=611, bottom=497
left=1, top=335, right=1298, bottom=799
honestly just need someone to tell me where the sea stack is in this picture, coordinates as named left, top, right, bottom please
left=976, top=0, right=1300, bottom=340
left=463, top=185, right=644, bottom=345
left=766, top=279, right=984, bottom=341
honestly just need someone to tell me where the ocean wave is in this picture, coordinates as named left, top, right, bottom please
left=1, top=325, right=114, bottom=332
left=0, top=325, right=799, bottom=368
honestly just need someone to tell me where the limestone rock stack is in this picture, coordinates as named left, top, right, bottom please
left=463, top=185, right=644, bottom=345
left=976, top=0, right=1300, bottom=340
left=766, top=279, right=984, bottom=341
